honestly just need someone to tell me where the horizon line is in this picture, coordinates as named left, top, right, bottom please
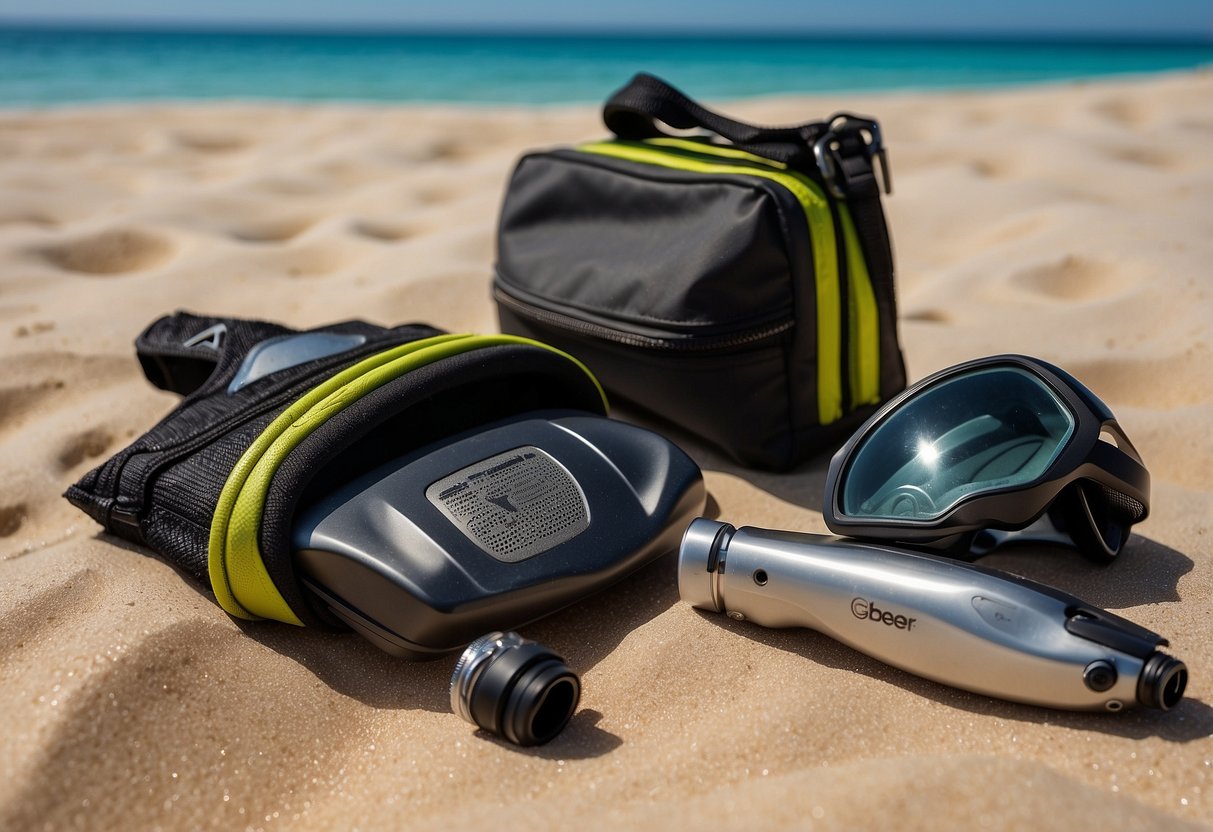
left=1, top=18, right=1211, bottom=45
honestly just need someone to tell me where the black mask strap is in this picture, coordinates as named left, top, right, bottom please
left=1048, top=480, right=1145, bottom=564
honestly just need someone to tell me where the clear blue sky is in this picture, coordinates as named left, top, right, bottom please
left=0, top=0, right=1209, bottom=39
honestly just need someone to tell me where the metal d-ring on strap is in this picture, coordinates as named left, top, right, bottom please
left=813, top=114, right=893, bottom=199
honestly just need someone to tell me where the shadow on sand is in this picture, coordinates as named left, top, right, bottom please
left=697, top=608, right=1211, bottom=743
left=227, top=550, right=688, bottom=759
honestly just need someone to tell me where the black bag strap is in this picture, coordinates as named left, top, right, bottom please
left=831, top=129, right=895, bottom=291
left=603, top=73, right=892, bottom=200
left=603, top=72, right=827, bottom=168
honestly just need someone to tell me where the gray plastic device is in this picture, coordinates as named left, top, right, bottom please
left=679, top=519, right=1187, bottom=712
left=292, top=410, right=705, bottom=659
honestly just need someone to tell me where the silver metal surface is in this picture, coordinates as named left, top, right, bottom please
left=677, top=518, right=730, bottom=612
left=425, top=446, right=589, bottom=563
left=450, top=631, right=526, bottom=723
left=678, top=520, right=1163, bottom=711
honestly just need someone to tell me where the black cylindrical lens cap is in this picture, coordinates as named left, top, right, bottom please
left=1137, top=651, right=1188, bottom=711
left=450, top=632, right=580, bottom=746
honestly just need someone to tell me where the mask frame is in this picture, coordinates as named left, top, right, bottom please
left=823, top=355, right=1150, bottom=563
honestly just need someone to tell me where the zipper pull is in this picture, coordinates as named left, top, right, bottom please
left=108, top=504, right=147, bottom=544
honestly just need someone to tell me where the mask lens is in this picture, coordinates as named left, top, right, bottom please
left=841, top=367, right=1075, bottom=520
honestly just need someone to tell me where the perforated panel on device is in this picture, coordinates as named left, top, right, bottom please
left=425, top=446, right=589, bottom=562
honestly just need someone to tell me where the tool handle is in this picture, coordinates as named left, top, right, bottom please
left=678, top=519, right=1184, bottom=711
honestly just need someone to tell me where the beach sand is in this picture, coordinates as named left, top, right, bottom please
left=1, top=69, right=1211, bottom=830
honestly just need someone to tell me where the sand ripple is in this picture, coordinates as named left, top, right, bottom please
left=37, top=228, right=176, bottom=275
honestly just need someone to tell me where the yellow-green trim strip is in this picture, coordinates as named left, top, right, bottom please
left=209, top=333, right=607, bottom=624
left=837, top=205, right=881, bottom=407
left=578, top=139, right=844, bottom=425
left=645, top=137, right=791, bottom=169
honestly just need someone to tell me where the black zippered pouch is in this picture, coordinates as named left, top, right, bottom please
left=494, top=73, right=906, bottom=470
left=65, top=312, right=609, bottom=627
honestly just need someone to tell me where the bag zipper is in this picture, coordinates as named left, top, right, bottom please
left=494, top=284, right=793, bottom=353
left=617, top=137, right=882, bottom=412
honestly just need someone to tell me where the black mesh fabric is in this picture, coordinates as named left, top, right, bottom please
left=67, top=312, right=441, bottom=536
left=64, top=311, right=604, bottom=626
left=1091, top=481, right=1147, bottom=524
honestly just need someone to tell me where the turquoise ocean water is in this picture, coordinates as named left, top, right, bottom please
left=1, top=27, right=1211, bottom=106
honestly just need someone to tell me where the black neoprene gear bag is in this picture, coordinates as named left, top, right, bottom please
left=65, top=312, right=607, bottom=627
left=494, top=73, right=906, bottom=470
